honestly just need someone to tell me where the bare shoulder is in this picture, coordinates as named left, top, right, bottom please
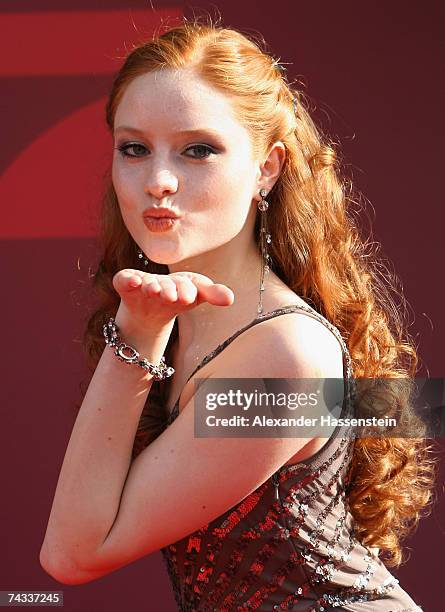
left=212, top=308, right=345, bottom=379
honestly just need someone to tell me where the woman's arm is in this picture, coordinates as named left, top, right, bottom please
left=39, top=312, right=175, bottom=582
left=40, top=311, right=343, bottom=585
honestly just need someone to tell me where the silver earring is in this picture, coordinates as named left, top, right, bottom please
left=257, top=188, right=272, bottom=315
left=137, top=248, right=149, bottom=267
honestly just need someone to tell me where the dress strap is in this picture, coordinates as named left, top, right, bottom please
left=184, top=302, right=354, bottom=385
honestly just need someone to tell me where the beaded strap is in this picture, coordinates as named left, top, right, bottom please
left=256, top=303, right=353, bottom=378
left=167, top=303, right=357, bottom=427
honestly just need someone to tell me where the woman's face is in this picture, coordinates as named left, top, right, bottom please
left=112, top=68, right=262, bottom=267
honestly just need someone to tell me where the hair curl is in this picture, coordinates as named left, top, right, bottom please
left=80, top=16, right=437, bottom=568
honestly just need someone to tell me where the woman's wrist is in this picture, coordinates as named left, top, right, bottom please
left=109, top=305, right=176, bottom=378
left=114, top=303, right=176, bottom=342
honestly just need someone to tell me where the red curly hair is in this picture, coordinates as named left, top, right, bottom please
left=80, top=16, right=436, bottom=568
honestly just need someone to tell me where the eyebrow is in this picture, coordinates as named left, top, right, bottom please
left=114, top=125, right=224, bottom=139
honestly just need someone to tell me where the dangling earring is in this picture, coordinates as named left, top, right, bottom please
left=137, top=248, right=149, bottom=267
left=257, top=188, right=272, bottom=315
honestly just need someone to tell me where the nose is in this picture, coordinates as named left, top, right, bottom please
left=143, top=167, right=178, bottom=200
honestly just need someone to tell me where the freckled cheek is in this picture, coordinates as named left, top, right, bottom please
left=192, top=167, right=250, bottom=215
left=112, top=163, right=141, bottom=211
left=217, top=172, right=253, bottom=214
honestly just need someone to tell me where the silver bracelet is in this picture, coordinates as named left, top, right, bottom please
left=102, top=317, right=175, bottom=381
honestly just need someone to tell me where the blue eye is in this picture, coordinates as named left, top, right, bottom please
left=116, top=143, right=147, bottom=158
left=184, top=144, right=216, bottom=159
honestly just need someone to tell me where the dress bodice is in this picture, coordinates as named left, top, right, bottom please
left=149, top=304, right=421, bottom=611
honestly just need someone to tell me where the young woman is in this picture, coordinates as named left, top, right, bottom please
left=40, top=19, right=435, bottom=611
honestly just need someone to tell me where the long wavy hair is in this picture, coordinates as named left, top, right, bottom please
left=81, top=17, right=436, bottom=567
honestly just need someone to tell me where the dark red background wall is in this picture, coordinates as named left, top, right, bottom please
left=1, top=1, right=443, bottom=610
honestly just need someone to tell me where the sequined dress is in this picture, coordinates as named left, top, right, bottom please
left=154, top=304, right=422, bottom=611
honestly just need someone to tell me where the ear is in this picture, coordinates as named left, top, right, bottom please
left=255, top=141, right=286, bottom=197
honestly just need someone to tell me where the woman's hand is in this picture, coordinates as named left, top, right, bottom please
left=112, top=269, right=235, bottom=333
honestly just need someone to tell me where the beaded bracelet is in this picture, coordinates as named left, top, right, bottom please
left=102, top=317, right=175, bottom=381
